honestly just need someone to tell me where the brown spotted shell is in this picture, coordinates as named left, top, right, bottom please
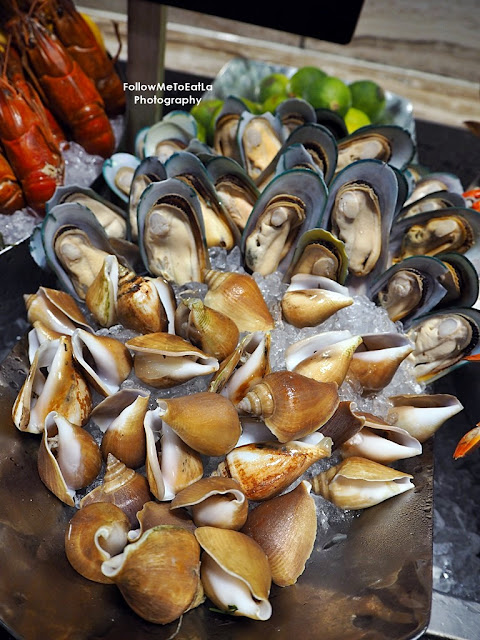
left=237, top=370, right=339, bottom=442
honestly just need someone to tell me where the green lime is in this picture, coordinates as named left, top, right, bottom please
left=263, top=93, right=289, bottom=113
left=305, top=76, right=352, bottom=117
left=195, top=120, right=207, bottom=143
left=349, top=80, right=386, bottom=122
left=205, top=102, right=225, bottom=146
left=258, top=73, right=289, bottom=103
left=239, top=97, right=264, bottom=114
left=344, top=107, right=371, bottom=134
left=287, top=66, right=327, bottom=99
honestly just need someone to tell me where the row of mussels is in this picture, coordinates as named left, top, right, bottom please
left=32, top=103, right=480, bottom=391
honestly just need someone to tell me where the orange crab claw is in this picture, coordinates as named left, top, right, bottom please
left=453, top=424, right=480, bottom=459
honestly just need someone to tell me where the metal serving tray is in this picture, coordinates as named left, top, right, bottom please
left=0, top=338, right=433, bottom=640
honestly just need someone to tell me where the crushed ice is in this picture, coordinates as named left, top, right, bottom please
left=0, top=115, right=125, bottom=248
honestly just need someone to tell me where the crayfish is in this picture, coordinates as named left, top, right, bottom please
left=0, top=38, right=64, bottom=212
left=4, top=0, right=116, bottom=158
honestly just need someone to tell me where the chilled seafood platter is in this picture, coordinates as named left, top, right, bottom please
left=1, top=51, right=479, bottom=639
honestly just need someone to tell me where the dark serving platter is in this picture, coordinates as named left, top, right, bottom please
left=0, top=338, right=433, bottom=640
left=1, top=67, right=479, bottom=640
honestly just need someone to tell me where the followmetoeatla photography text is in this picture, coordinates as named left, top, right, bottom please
left=124, top=81, right=213, bottom=106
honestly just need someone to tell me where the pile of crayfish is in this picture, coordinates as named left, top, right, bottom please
left=0, top=0, right=125, bottom=215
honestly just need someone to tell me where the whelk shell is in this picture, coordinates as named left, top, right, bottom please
left=71, top=328, right=132, bottom=396
left=37, top=411, right=102, bottom=507
left=387, top=393, right=464, bottom=442
left=144, top=408, right=203, bottom=501
left=203, top=269, right=275, bottom=332
left=194, top=526, right=272, bottom=620
left=242, top=480, right=316, bottom=587
left=65, top=502, right=130, bottom=583
left=80, top=453, right=151, bottom=526
left=217, top=438, right=332, bottom=501
left=347, top=333, right=414, bottom=392
left=91, top=389, right=150, bottom=468
left=237, top=370, right=339, bottom=442
left=125, top=332, right=219, bottom=388
left=171, top=477, right=248, bottom=530
left=101, top=525, right=204, bottom=624
left=12, top=336, right=92, bottom=434
left=311, top=456, right=414, bottom=510
left=156, top=392, right=241, bottom=456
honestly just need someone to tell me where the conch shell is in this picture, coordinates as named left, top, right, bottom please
left=128, top=501, right=196, bottom=542
left=85, top=254, right=119, bottom=328
left=125, top=332, right=219, bottom=388
left=194, top=526, right=272, bottom=620
left=241, top=480, right=316, bottom=586
left=115, top=266, right=176, bottom=335
left=210, top=331, right=271, bottom=403
left=155, top=392, right=241, bottom=456
left=91, top=389, right=150, bottom=468
left=101, top=525, right=204, bottom=624
left=12, top=336, right=92, bottom=434
left=65, top=502, right=130, bottom=583
left=71, top=328, right=132, bottom=396
left=285, top=331, right=363, bottom=386
left=340, top=412, right=422, bottom=463
left=144, top=408, right=203, bottom=501
left=203, top=269, right=275, bottom=332
left=25, top=286, right=92, bottom=336
left=37, top=411, right=102, bottom=506
left=171, top=477, right=248, bottom=530
left=217, top=438, right=332, bottom=501
left=387, top=393, right=464, bottom=442
left=237, top=370, right=339, bottom=442
left=80, top=453, right=151, bottom=526
left=281, top=274, right=354, bottom=328
left=311, top=456, right=414, bottom=509
left=175, top=296, right=239, bottom=361
left=347, top=333, right=414, bottom=392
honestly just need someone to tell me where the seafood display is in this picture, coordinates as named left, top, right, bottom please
left=3, top=58, right=478, bottom=636
left=0, top=0, right=125, bottom=215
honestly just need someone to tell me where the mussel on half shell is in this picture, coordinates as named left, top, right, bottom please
left=389, top=207, right=480, bottom=264
left=321, top=159, right=398, bottom=289
left=241, top=168, right=328, bottom=276
left=137, top=177, right=210, bottom=284
left=406, top=307, right=480, bottom=383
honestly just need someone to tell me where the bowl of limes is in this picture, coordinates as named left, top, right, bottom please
left=199, top=57, right=413, bottom=142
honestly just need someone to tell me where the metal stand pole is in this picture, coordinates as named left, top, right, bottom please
left=126, top=0, right=167, bottom=153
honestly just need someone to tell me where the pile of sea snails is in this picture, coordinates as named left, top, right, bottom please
left=17, top=97, right=479, bottom=624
